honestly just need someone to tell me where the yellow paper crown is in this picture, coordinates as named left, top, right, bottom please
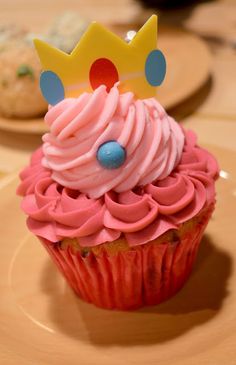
left=34, top=15, right=166, bottom=105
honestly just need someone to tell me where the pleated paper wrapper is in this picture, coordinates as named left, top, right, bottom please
left=40, top=205, right=213, bottom=310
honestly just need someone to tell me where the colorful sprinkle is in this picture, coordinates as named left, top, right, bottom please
left=17, top=64, right=35, bottom=79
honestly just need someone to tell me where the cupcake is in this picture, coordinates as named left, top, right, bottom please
left=0, top=13, right=88, bottom=119
left=0, top=41, right=47, bottom=118
left=17, top=16, right=219, bottom=310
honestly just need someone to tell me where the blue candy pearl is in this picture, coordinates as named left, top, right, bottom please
left=97, top=141, right=126, bottom=169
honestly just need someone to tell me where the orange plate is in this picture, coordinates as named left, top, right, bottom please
left=0, top=26, right=211, bottom=135
left=0, top=144, right=235, bottom=365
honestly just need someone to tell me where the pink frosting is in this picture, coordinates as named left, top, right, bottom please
left=17, top=128, right=219, bottom=247
left=41, top=85, right=185, bottom=198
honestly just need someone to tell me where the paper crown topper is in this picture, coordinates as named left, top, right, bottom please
left=34, top=15, right=166, bottom=105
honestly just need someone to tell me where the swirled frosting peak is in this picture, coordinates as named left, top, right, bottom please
left=42, top=85, right=185, bottom=199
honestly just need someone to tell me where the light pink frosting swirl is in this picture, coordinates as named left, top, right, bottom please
left=17, top=129, right=219, bottom=247
left=42, top=85, right=185, bottom=198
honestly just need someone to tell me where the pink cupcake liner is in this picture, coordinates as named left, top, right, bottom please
left=40, top=205, right=214, bottom=310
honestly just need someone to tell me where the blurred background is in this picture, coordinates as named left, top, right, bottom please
left=0, top=0, right=235, bottom=180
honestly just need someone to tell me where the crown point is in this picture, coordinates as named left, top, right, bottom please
left=130, top=14, right=158, bottom=53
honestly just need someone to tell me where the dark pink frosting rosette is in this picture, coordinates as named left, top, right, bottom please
left=17, top=128, right=219, bottom=247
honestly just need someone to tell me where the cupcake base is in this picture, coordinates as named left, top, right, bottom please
left=40, top=205, right=214, bottom=310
